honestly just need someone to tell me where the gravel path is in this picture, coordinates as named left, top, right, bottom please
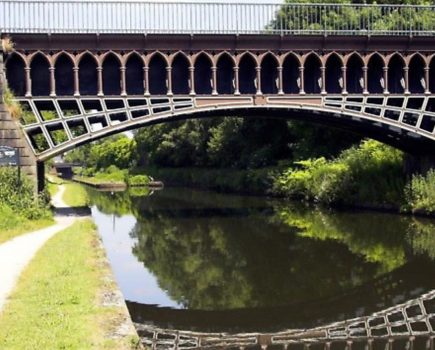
left=51, top=184, right=67, bottom=208
left=0, top=184, right=74, bottom=312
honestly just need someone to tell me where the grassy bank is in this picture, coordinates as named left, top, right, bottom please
left=74, top=165, right=151, bottom=188
left=0, top=205, right=53, bottom=244
left=62, top=182, right=90, bottom=207
left=135, top=166, right=278, bottom=195
left=0, top=219, right=140, bottom=350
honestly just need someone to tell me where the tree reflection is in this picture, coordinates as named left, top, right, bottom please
left=86, top=188, right=435, bottom=311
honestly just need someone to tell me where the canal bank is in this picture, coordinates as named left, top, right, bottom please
left=0, top=183, right=141, bottom=350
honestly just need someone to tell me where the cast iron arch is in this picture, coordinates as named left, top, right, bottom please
left=325, top=53, right=343, bottom=94
left=78, top=53, right=98, bottom=95
left=388, top=54, right=405, bottom=94
left=54, top=53, right=74, bottom=96
left=194, top=53, right=213, bottom=95
left=367, top=53, right=385, bottom=94
left=216, top=53, right=235, bottom=94
left=260, top=53, right=279, bottom=94
left=238, top=53, right=257, bottom=94
left=171, top=53, right=190, bottom=95
left=5, top=53, right=26, bottom=96
left=346, top=53, right=364, bottom=94
left=125, top=52, right=144, bottom=95
left=30, top=52, right=50, bottom=96
left=282, top=53, right=300, bottom=94
left=408, top=54, right=426, bottom=94
left=148, top=53, right=168, bottom=95
left=102, top=52, right=122, bottom=95
left=304, top=53, right=321, bottom=94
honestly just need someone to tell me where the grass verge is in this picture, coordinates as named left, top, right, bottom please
left=0, top=205, right=53, bottom=244
left=62, top=182, right=90, bottom=207
left=0, top=219, right=141, bottom=350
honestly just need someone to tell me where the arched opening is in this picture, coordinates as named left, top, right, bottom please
left=239, top=53, right=257, bottom=94
left=261, top=53, right=278, bottom=94
left=78, top=53, right=98, bottom=95
left=172, top=54, right=190, bottom=95
left=388, top=54, right=405, bottom=94
left=368, top=54, right=384, bottom=94
left=5, top=53, right=26, bottom=96
left=216, top=53, right=234, bottom=95
left=30, top=53, right=50, bottom=96
left=102, top=53, right=121, bottom=95
left=194, top=54, right=212, bottom=95
left=126, top=53, right=144, bottom=95
left=149, top=54, right=167, bottom=95
left=408, top=55, right=426, bottom=94
left=430, top=57, right=435, bottom=94
left=304, top=54, right=321, bottom=94
left=346, top=54, right=364, bottom=94
left=282, top=54, right=299, bottom=94
left=55, top=54, right=74, bottom=96
left=325, top=54, right=342, bottom=94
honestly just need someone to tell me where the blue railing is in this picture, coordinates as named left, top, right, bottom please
left=1, top=1, right=434, bottom=36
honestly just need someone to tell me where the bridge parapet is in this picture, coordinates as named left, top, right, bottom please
left=1, top=1, right=435, bottom=36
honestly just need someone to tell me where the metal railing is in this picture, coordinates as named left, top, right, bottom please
left=1, top=1, right=435, bottom=36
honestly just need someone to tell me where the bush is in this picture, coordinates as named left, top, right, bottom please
left=405, top=169, right=435, bottom=214
left=127, top=175, right=151, bottom=187
left=274, top=140, right=405, bottom=207
left=0, top=167, right=51, bottom=219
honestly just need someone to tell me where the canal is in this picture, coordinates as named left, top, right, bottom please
left=86, top=186, right=435, bottom=348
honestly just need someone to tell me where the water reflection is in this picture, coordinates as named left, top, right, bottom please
left=87, top=187, right=435, bottom=335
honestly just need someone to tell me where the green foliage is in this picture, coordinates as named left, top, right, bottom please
left=405, top=169, right=435, bottom=214
left=274, top=139, right=405, bottom=206
left=134, top=117, right=293, bottom=169
left=127, top=175, right=151, bottom=187
left=0, top=205, right=53, bottom=244
left=142, top=166, right=278, bottom=195
left=271, top=0, right=435, bottom=33
left=0, top=167, right=50, bottom=220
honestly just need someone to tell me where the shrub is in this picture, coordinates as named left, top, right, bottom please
left=274, top=140, right=405, bottom=207
left=127, top=175, right=151, bottom=187
left=1, top=37, right=14, bottom=53
left=0, top=167, right=50, bottom=219
left=405, top=169, right=435, bottom=214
